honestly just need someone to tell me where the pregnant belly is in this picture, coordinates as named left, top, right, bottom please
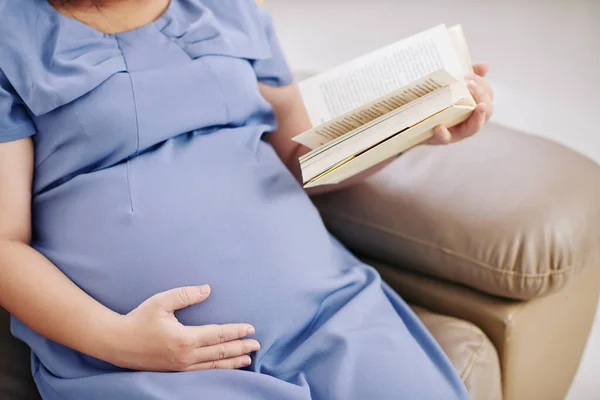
left=31, top=130, right=358, bottom=345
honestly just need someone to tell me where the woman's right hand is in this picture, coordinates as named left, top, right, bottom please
left=106, top=285, right=260, bottom=372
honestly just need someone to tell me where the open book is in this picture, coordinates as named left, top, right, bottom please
left=293, top=24, right=476, bottom=188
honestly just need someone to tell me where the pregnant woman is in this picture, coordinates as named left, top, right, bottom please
left=0, top=0, right=494, bottom=398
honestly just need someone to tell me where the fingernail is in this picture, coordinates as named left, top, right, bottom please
left=250, top=341, right=261, bottom=351
left=246, top=326, right=255, bottom=335
left=242, top=356, right=252, bottom=366
left=198, top=285, right=210, bottom=295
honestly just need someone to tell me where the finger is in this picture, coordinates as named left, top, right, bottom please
left=425, top=125, right=452, bottom=145
left=190, top=324, right=256, bottom=347
left=193, top=339, right=260, bottom=363
left=473, top=63, right=489, bottom=77
left=449, top=104, right=486, bottom=139
left=184, top=355, right=252, bottom=371
left=481, top=98, right=494, bottom=122
left=465, top=78, right=494, bottom=120
left=466, top=80, right=488, bottom=105
left=149, top=285, right=211, bottom=312
left=466, top=81, right=494, bottom=120
left=465, top=73, right=494, bottom=101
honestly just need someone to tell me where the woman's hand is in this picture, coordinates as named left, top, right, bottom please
left=107, top=285, right=260, bottom=372
left=427, top=63, right=494, bottom=145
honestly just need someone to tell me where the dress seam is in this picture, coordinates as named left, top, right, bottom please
left=0, top=121, right=33, bottom=135
left=114, top=35, right=139, bottom=212
left=203, top=61, right=230, bottom=124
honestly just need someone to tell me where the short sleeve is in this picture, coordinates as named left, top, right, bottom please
left=252, top=6, right=294, bottom=87
left=0, top=71, right=36, bottom=143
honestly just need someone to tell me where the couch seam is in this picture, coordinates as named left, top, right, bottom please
left=321, top=212, right=576, bottom=278
left=459, top=333, right=486, bottom=390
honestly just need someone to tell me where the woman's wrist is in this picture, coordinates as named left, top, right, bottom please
left=79, top=309, right=130, bottom=365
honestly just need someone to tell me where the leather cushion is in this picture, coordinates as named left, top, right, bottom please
left=411, top=305, right=502, bottom=400
left=314, top=123, right=600, bottom=300
left=0, top=308, right=41, bottom=400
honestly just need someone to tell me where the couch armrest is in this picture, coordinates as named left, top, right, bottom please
left=314, top=123, right=600, bottom=300
left=373, top=258, right=600, bottom=400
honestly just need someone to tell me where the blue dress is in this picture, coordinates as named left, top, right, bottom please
left=0, top=0, right=470, bottom=398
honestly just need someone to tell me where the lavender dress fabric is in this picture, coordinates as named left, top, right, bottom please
left=0, top=0, right=469, bottom=398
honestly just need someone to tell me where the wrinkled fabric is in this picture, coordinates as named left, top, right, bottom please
left=1, top=0, right=469, bottom=398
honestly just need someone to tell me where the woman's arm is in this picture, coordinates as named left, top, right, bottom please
left=0, top=138, right=259, bottom=371
left=259, top=63, right=494, bottom=195
left=0, top=139, right=121, bottom=358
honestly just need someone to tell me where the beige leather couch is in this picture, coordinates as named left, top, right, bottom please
left=1, top=123, right=599, bottom=399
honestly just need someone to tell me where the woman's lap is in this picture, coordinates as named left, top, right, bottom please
left=33, top=275, right=468, bottom=400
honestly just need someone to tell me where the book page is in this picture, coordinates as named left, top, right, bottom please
left=448, top=25, right=474, bottom=76
left=299, top=24, right=464, bottom=127
left=293, top=70, right=457, bottom=150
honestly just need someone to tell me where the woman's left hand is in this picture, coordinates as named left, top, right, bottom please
left=426, top=63, right=494, bottom=145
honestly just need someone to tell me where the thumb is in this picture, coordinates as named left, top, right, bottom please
left=149, top=285, right=211, bottom=312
